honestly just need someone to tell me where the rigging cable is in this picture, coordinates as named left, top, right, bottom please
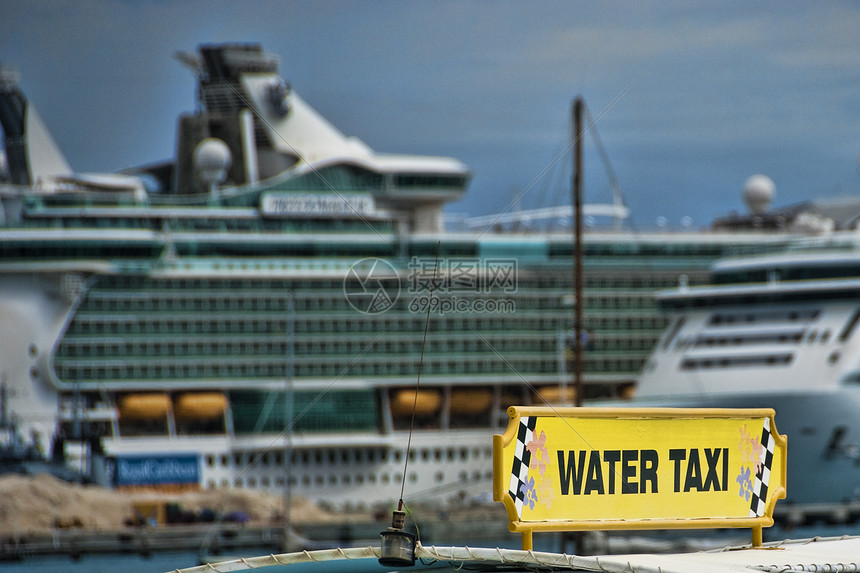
left=584, top=104, right=637, bottom=233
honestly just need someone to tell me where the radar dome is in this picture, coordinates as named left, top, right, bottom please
left=193, top=138, right=231, bottom=187
left=742, top=174, right=775, bottom=215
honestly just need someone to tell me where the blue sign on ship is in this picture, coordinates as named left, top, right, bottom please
left=113, top=454, right=200, bottom=486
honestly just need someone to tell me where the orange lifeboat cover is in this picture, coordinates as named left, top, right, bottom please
left=391, top=389, right=441, bottom=417
left=119, top=393, right=171, bottom=420
left=174, top=392, right=228, bottom=420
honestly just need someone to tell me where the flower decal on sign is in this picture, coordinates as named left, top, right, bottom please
left=525, top=430, right=554, bottom=509
left=735, top=424, right=762, bottom=502
left=519, top=475, right=538, bottom=510
left=736, top=466, right=752, bottom=501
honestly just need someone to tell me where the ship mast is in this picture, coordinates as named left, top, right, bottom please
left=572, top=97, right=584, bottom=407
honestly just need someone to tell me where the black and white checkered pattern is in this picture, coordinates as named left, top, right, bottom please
left=507, top=416, right=537, bottom=518
left=749, top=417, right=775, bottom=517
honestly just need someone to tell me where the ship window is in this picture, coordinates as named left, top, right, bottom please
left=839, top=309, right=860, bottom=342
left=661, top=318, right=685, bottom=350
left=680, top=354, right=793, bottom=370
left=826, top=426, right=849, bottom=457
left=843, top=371, right=860, bottom=384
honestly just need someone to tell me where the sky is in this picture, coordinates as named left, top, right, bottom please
left=1, top=1, right=859, bottom=230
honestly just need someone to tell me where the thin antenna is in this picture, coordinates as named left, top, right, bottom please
left=380, top=244, right=440, bottom=567
left=398, top=243, right=440, bottom=510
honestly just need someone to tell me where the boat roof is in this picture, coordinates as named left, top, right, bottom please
left=712, top=249, right=860, bottom=273
left=655, top=276, right=860, bottom=303
left=169, top=536, right=860, bottom=572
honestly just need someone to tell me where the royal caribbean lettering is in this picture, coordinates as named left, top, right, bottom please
left=114, top=455, right=200, bottom=485
left=260, top=193, right=375, bottom=217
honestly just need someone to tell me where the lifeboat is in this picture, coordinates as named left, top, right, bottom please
left=450, top=389, right=492, bottom=415
left=390, top=389, right=441, bottom=417
left=173, top=392, right=228, bottom=420
left=535, top=386, right=577, bottom=405
left=618, top=384, right=636, bottom=400
left=118, top=393, right=171, bottom=420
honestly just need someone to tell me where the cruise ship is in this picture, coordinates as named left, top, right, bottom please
left=0, top=43, right=802, bottom=510
left=636, top=238, right=860, bottom=511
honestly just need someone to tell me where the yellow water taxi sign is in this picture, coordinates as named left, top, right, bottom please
left=493, top=407, right=786, bottom=549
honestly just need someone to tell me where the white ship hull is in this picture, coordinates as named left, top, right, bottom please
left=101, top=430, right=494, bottom=510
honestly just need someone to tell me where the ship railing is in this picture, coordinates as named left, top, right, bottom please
left=785, top=233, right=860, bottom=253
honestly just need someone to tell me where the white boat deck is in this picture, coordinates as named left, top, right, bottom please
left=169, top=535, right=860, bottom=572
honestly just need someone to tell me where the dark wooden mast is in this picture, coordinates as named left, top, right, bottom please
left=572, top=96, right=584, bottom=407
